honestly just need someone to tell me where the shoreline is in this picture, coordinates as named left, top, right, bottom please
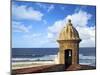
left=12, top=61, right=56, bottom=70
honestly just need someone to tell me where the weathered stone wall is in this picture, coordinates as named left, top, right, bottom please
left=57, top=40, right=80, bottom=65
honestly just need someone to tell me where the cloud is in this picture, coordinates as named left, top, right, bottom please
left=21, top=33, right=51, bottom=47
left=12, top=21, right=32, bottom=33
left=77, top=26, right=95, bottom=47
left=47, top=19, right=66, bottom=41
left=48, top=20, right=66, bottom=33
left=66, top=10, right=92, bottom=27
left=19, top=31, right=58, bottom=47
left=48, top=10, right=95, bottom=47
left=12, top=3, right=44, bottom=21
left=13, top=33, right=43, bottom=47
left=47, top=5, right=55, bottom=12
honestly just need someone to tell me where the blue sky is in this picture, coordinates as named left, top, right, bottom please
left=12, top=1, right=96, bottom=48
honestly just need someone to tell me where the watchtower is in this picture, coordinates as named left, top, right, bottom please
left=57, top=19, right=81, bottom=66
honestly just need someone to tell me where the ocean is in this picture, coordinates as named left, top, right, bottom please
left=12, top=47, right=96, bottom=66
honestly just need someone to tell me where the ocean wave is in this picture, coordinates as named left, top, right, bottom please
left=79, top=54, right=96, bottom=66
left=79, top=54, right=95, bottom=60
left=12, top=55, right=57, bottom=62
left=12, top=54, right=96, bottom=66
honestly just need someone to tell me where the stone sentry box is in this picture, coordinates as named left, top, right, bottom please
left=57, top=19, right=81, bottom=66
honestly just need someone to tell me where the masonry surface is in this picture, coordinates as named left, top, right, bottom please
left=57, top=19, right=81, bottom=66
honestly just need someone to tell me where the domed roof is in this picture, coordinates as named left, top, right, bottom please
left=58, top=19, right=81, bottom=41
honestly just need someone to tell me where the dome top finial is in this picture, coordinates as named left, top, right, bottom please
left=58, top=19, right=81, bottom=41
left=68, top=19, right=71, bottom=23
left=68, top=19, right=72, bottom=26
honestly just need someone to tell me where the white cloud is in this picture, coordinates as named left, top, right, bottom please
left=48, top=20, right=66, bottom=34
left=47, top=33, right=54, bottom=39
left=12, top=21, right=32, bottom=33
left=12, top=4, right=43, bottom=21
left=77, top=26, right=95, bottom=47
left=20, top=31, right=58, bottom=47
left=65, top=10, right=92, bottom=27
left=47, top=5, right=55, bottom=12
left=48, top=10, right=95, bottom=47
left=21, top=33, right=52, bottom=47
left=47, top=20, right=67, bottom=45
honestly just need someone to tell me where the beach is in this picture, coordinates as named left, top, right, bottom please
left=12, top=60, right=57, bottom=70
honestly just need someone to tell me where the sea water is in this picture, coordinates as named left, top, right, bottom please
left=12, top=47, right=96, bottom=66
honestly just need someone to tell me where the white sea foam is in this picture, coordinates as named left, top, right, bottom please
left=79, top=54, right=96, bottom=66
left=12, top=55, right=57, bottom=62
left=12, top=58, right=38, bottom=61
left=79, top=54, right=95, bottom=60
left=12, top=54, right=96, bottom=66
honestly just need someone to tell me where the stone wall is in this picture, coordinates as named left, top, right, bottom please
left=57, top=40, right=80, bottom=65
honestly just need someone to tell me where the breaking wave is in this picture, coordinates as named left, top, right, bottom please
left=12, top=54, right=96, bottom=66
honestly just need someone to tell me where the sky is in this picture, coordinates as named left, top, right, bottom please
left=12, top=0, right=96, bottom=48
